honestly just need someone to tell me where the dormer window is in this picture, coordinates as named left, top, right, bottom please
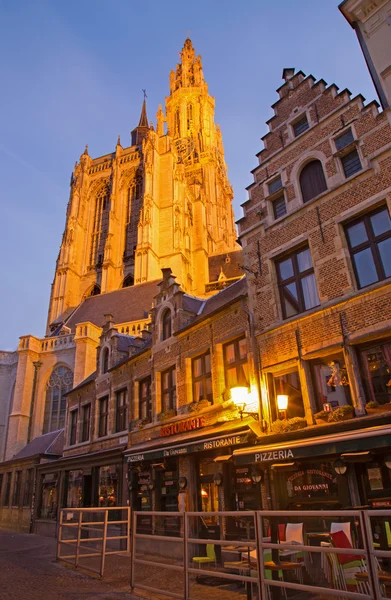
left=162, top=309, right=172, bottom=341
left=102, top=348, right=110, bottom=373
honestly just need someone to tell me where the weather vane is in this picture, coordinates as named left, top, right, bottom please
left=142, top=89, right=147, bottom=99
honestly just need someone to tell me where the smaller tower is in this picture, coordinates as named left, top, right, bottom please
left=131, top=92, right=150, bottom=146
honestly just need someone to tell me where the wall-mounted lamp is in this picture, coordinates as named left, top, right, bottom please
left=277, top=394, right=288, bottom=419
left=179, top=476, right=188, bottom=490
left=334, top=458, right=348, bottom=475
left=251, top=467, right=263, bottom=484
left=385, top=455, right=391, bottom=470
left=231, top=369, right=259, bottom=421
left=148, top=481, right=155, bottom=491
left=213, top=472, right=223, bottom=487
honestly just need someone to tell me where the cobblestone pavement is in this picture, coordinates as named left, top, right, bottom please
left=0, top=530, right=251, bottom=600
left=0, top=530, right=139, bottom=600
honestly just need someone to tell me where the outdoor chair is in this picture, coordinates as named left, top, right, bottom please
left=192, top=544, right=216, bottom=569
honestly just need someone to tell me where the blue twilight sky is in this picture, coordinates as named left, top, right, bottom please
left=0, top=0, right=378, bottom=350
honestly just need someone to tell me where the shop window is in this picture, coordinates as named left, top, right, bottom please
left=299, top=160, right=327, bottom=203
left=199, top=458, right=219, bottom=522
left=311, top=355, right=352, bottom=411
left=162, top=309, right=172, bottom=341
left=139, top=377, right=152, bottom=421
left=158, top=462, right=179, bottom=535
left=3, top=472, right=11, bottom=506
left=39, top=473, right=58, bottom=519
left=102, top=348, right=110, bottom=374
left=66, top=470, right=83, bottom=508
left=80, top=404, right=91, bottom=442
left=273, top=370, right=305, bottom=419
left=360, top=344, right=391, bottom=405
left=345, top=206, right=391, bottom=289
left=161, top=366, right=176, bottom=412
left=43, top=365, right=73, bottom=434
left=98, top=397, right=109, bottom=437
left=273, top=195, right=287, bottom=219
left=115, top=388, right=128, bottom=432
left=12, top=471, right=22, bottom=506
left=69, top=410, right=78, bottom=446
left=223, top=336, right=249, bottom=389
left=23, top=469, right=33, bottom=506
left=293, top=115, right=309, bottom=137
left=98, top=465, right=119, bottom=507
left=192, top=351, right=213, bottom=403
left=132, top=466, right=153, bottom=534
left=276, top=246, right=320, bottom=318
left=285, top=462, right=338, bottom=508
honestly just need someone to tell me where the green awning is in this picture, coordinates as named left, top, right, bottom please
left=233, top=424, right=391, bottom=466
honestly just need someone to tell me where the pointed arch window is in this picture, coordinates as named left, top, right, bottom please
left=90, top=187, right=109, bottom=266
left=162, top=309, right=172, bottom=341
left=122, top=275, right=134, bottom=288
left=299, top=160, right=327, bottom=203
left=175, top=108, right=181, bottom=137
left=187, top=104, right=193, bottom=133
left=43, top=366, right=73, bottom=434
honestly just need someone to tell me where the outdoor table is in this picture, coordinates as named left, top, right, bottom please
left=223, top=560, right=255, bottom=600
left=264, top=560, right=304, bottom=584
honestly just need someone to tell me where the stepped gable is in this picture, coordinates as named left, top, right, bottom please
left=64, top=280, right=160, bottom=331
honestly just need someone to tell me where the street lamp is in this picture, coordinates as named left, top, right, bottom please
left=384, top=454, right=391, bottom=469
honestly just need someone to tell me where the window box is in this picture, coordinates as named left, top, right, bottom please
left=271, top=417, right=307, bottom=433
left=328, top=405, right=354, bottom=422
left=181, top=399, right=211, bottom=415
left=131, top=417, right=152, bottom=430
left=366, top=402, right=391, bottom=416
left=157, top=408, right=177, bottom=422
left=314, top=410, right=330, bottom=425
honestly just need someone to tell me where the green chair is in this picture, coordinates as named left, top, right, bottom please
left=192, top=544, right=216, bottom=568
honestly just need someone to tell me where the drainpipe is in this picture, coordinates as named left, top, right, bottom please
left=27, top=361, right=42, bottom=443
left=241, top=298, right=265, bottom=433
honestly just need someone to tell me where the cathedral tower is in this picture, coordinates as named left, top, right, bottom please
left=47, top=39, right=239, bottom=333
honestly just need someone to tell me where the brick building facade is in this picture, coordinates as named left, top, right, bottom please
left=236, top=66, right=391, bottom=510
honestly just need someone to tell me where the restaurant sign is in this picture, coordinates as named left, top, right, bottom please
left=254, top=449, right=294, bottom=463
left=127, top=432, right=249, bottom=463
left=160, top=416, right=206, bottom=437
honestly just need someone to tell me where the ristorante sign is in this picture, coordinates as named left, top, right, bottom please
left=126, top=432, right=249, bottom=463
left=160, top=416, right=206, bottom=437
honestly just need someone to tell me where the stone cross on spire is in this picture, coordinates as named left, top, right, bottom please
left=131, top=92, right=149, bottom=145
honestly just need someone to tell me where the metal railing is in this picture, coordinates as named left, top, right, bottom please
left=57, top=506, right=130, bottom=577
left=130, top=509, right=391, bottom=600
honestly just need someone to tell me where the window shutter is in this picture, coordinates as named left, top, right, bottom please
left=300, top=160, right=327, bottom=203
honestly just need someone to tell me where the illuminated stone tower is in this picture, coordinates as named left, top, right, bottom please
left=47, top=39, right=239, bottom=333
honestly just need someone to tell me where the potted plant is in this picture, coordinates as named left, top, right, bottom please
left=131, top=416, right=151, bottom=430
left=366, top=401, right=391, bottom=415
left=271, top=417, right=307, bottom=433
left=328, top=405, right=354, bottom=422
left=314, top=410, right=329, bottom=425
left=157, top=408, right=176, bottom=422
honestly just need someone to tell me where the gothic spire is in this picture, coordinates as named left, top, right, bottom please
left=131, top=92, right=150, bottom=146
left=138, top=90, right=149, bottom=127
left=169, top=38, right=205, bottom=93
